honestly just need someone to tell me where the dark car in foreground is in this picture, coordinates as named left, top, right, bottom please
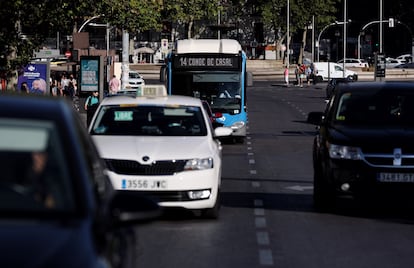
left=0, top=93, right=159, bottom=268
left=308, top=82, right=414, bottom=209
left=325, top=77, right=354, bottom=99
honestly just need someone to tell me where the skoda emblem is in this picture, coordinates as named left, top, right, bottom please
left=142, top=156, right=150, bottom=162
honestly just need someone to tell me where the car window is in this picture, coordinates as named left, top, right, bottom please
left=0, top=118, right=76, bottom=214
left=129, top=72, right=141, bottom=79
left=91, top=105, right=207, bottom=136
left=334, top=91, right=414, bottom=125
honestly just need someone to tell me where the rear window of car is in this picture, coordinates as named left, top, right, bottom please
left=334, top=90, right=414, bottom=126
left=0, top=118, right=76, bottom=215
left=91, top=105, right=208, bottom=136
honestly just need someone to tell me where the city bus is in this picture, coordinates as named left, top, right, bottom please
left=161, top=38, right=252, bottom=143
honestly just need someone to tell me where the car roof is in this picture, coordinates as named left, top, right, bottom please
left=100, top=93, right=203, bottom=107
left=335, top=81, right=414, bottom=95
left=0, top=93, right=72, bottom=119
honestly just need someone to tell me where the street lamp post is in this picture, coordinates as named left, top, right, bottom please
left=286, top=0, right=290, bottom=68
left=316, top=21, right=350, bottom=62
left=343, top=0, right=347, bottom=76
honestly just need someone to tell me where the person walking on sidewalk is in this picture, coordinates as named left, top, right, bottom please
left=84, top=91, right=100, bottom=127
left=108, top=75, right=120, bottom=95
left=284, top=66, right=289, bottom=86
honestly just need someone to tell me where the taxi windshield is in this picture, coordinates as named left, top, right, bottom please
left=91, top=105, right=208, bottom=136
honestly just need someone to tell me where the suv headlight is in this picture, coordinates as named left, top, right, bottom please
left=184, top=158, right=213, bottom=170
left=328, top=144, right=362, bottom=160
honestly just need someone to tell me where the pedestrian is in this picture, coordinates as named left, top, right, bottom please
left=69, top=74, right=77, bottom=96
left=305, top=65, right=312, bottom=85
left=283, top=66, right=289, bottom=86
left=294, top=64, right=300, bottom=86
left=60, top=74, right=70, bottom=96
left=108, top=75, right=120, bottom=95
left=84, top=91, right=100, bottom=127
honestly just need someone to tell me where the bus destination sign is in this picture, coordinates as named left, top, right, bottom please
left=173, top=54, right=240, bottom=70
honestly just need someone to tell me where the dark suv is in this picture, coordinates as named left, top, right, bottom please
left=308, top=82, right=414, bottom=208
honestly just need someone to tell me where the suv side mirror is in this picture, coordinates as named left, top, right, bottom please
left=307, top=112, right=324, bottom=125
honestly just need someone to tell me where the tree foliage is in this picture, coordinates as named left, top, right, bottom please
left=163, top=0, right=220, bottom=38
left=261, top=0, right=340, bottom=62
left=0, top=0, right=97, bottom=75
left=96, top=0, right=162, bottom=33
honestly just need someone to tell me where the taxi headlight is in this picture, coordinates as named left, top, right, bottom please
left=328, top=144, right=362, bottom=160
left=231, top=121, right=245, bottom=130
left=184, top=158, right=213, bottom=170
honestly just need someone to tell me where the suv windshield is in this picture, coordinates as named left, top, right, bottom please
left=91, top=105, right=208, bottom=136
left=334, top=90, right=414, bottom=126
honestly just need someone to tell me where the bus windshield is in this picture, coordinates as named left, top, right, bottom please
left=171, top=72, right=242, bottom=114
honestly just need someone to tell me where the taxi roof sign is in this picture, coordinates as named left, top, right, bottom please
left=136, top=85, right=167, bottom=97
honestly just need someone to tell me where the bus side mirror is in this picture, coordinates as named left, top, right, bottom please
left=247, top=72, right=253, bottom=86
left=159, top=66, right=166, bottom=82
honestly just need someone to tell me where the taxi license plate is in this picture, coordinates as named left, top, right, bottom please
left=377, top=173, right=414, bottom=183
left=122, top=179, right=167, bottom=189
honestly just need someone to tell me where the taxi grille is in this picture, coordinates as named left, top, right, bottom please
left=104, top=159, right=187, bottom=175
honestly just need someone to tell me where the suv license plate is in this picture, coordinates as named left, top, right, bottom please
left=377, top=173, right=414, bottom=183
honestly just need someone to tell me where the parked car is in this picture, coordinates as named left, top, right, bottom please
left=308, top=81, right=414, bottom=210
left=385, top=57, right=405, bottom=68
left=394, top=62, right=414, bottom=69
left=0, top=93, right=160, bottom=268
left=312, top=62, right=358, bottom=82
left=337, top=58, right=369, bottom=68
left=89, top=85, right=233, bottom=219
left=396, top=54, right=412, bottom=63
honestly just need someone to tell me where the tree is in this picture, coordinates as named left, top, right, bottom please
left=96, top=0, right=162, bottom=33
left=0, top=0, right=97, bottom=90
left=262, top=0, right=340, bottom=63
left=163, top=0, right=220, bottom=39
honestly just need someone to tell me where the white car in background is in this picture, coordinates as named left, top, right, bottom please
left=337, top=58, right=369, bottom=68
left=128, top=70, right=145, bottom=89
left=396, top=54, right=412, bottom=63
left=385, top=57, right=405, bottom=68
left=89, top=85, right=232, bottom=219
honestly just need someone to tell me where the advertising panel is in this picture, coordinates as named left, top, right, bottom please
left=18, top=62, right=50, bottom=95
left=80, top=56, right=100, bottom=93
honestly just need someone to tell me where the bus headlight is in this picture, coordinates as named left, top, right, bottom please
left=231, top=121, right=245, bottom=130
left=184, top=158, right=213, bottom=170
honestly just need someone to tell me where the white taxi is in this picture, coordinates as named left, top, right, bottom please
left=89, top=85, right=232, bottom=218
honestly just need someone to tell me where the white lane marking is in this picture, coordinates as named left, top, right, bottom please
left=250, top=170, right=257, bottom=175
left=257, top=232, right=270, bottom=245
left=259, top=249, right=274, bottom=266
left=252, top=181, right=260, bottom=188
left=254, top=208, right=265, bottom=216
left=255, top=217, right=267, bottom=228
left=249, top=159, right=256, bottom=164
